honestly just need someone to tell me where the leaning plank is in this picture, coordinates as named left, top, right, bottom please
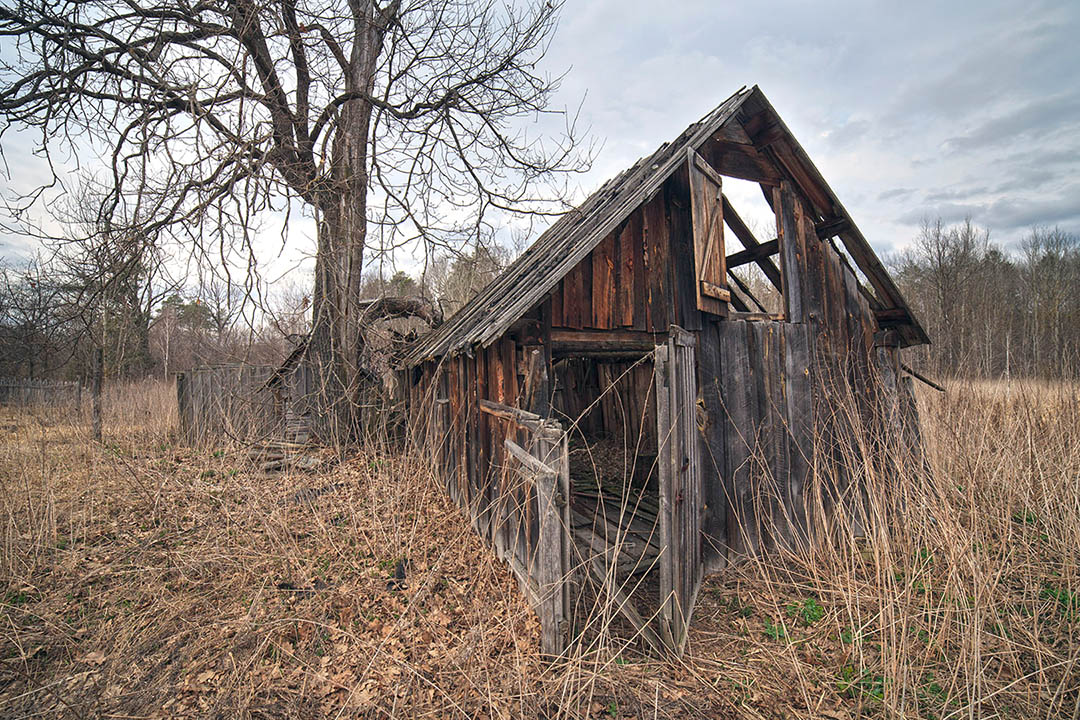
left=504, top=438, right=556, bottom=477
left=584, top=557, right=666, bottom=655
left=479, top=399, right=543, bottom=429
left=900, top=363, right=945, bottom=393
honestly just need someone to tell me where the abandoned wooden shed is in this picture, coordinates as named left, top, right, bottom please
left=400, top=85, right=928, bottom=655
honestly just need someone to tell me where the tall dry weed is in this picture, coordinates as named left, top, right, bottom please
left=0, top=377, right=1076, bottom=718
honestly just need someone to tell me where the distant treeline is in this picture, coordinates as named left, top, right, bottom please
left=0, top=244, right=504, bottom=384
left=892, top=221, right=1079, bottom=380
left=1, top=220, right=1075, bottom=384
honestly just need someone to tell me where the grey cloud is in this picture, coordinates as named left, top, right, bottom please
left=924, top=186, right=990, bottom=203
left=824, top=119, right=871, bottom=148
left=944, top=91, right=1080, bottom=152
left=878, top=188, right=914, bottom=201
left=981, top=193, right=1080, bottom=233
left=895, top=189, right=1080, bottom=236
left=885, top=11, right=1074, bottom=129
left=896, top=202, right=983, bottom=227
left=992, top=168, right=1057, bottom=194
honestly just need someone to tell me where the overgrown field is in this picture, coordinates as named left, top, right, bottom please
left=1, top=379, right=1077, bottom=718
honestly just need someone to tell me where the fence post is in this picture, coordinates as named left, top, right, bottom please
left=176, top=372, right=189, bottom=442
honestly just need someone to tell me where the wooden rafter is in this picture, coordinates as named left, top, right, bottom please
left=721, top=195, right=784, bottom=291
left=726, top=269, right=767, bottom=313
left=726, top=238, right=779, bottom=269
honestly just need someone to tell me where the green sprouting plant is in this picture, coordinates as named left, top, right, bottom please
left=840, top=627, right=855, bottom=644
left=4, top=591, right=29, bottom=606
left=606, top=701, right=618, bottom=718
left=763, top=618, right=787, bottom=641
left=837, top=664, right=887, bottom=701
left=718, top=595, right=752, bottom=617
left=730, top=677, right=755, bottom=705
left=1012, top=510, right=1038, bottom=526
left=787, top=597, right=824, bottom=626
left=921, top=672, right=947, bottom=701
left=1041, top=585, right=1078, bottom=618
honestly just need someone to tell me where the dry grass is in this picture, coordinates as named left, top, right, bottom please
left=0, top=378, right=1077, bottom=718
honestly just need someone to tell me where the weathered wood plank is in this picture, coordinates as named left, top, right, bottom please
left=653, top=341, right=675, bottom=649
left=667, top=166, right=703, bottom=329
left=643, top=193, right=669, bottom=331
left=479, top=398, right=543, bottom=427
left=697, top=321, right=727, bottom=572
left=719, top=321, right=757, bottom=556
left=617, top=219, right=635, bottom=327
left=550, top=328, right=664, bottom=354
left=550, top=284, right=564, bottom=329
left=726, top=238, right=779, bottom=269
left=564, top=260, right=584, bottom=329
left=591, top=232, right=616, bottom=329
left=688, top=150, right=727, bottom=317
left=629, top=208, right=649, bottom=332
left=775, top=182, right=806, bottom=323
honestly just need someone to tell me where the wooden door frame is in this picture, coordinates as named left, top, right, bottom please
left=654, top=324, right=705, bottom=653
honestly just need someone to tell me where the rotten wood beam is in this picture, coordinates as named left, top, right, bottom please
left=729, top=311, right=785, bottom=322
left=815, top=216, right=850, bottom=239
left=901, top=363, right=945, bottom=393
left=725, top=238, right=779, bottom=269
left=700, top=141, right=781, bottom=185
left=700, top=280, right=731, bottom=302
left=549, top=329, right=664, bottom=354
left=479, top=399, right=543, bottom=430
left=741, top=109, right=785, bottom=148
left=875, top=308, right=911, bottom=325
left=504, top=438, right=556, bottom=476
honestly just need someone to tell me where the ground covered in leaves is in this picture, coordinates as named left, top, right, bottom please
left=1, top=380, right=1078, bottom=718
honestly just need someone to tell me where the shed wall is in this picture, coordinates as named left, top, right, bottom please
left=547, top=173, right=700, bottom=334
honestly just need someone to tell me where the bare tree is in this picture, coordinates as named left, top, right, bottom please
left=425, top=242, right=509, bottom=315
left=0, top=0, right=588, bottom=441
left=892, top=218, right=1080, bottom=381
left=0, top=257, right=71, bottom=378
left=1020, top=226, right=1080, bottom=377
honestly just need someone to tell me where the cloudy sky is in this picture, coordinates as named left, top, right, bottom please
left=0, top=0, right=1076, bottom=269
left=541, top=0, right=1079, bottom=256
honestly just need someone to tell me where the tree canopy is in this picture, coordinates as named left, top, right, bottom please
left=0, top=0, right=589, bottom=440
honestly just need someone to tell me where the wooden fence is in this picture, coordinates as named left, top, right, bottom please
left=0, top=377, right=81, bottom=407
left=176, top=365, right=279, bottom=445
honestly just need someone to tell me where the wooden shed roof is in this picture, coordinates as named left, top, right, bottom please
left=405, top=86, right=928, bottom=365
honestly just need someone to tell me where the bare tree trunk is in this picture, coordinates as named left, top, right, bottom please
left=92, top=346, right=103, bottom=442
left=309, top=0, right=388, bottom=447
